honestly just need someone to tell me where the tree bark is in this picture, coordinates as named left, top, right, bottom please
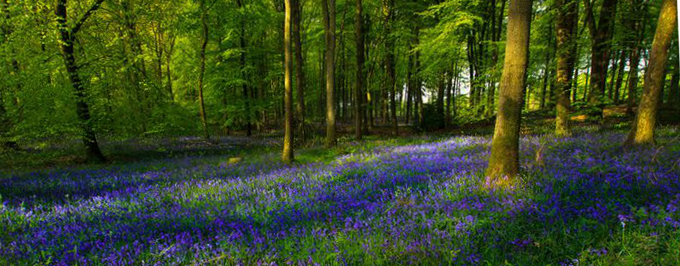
left=383, top=0, right=398, bottom=135
left=56, top=0, right=106, bottom=163
left=283, top=0, right=294, bottom=163
left=292, top=0, right=306, bottom=141
left=322, top=0, right=337, bottom=146
left=555, top=0, right=578, bottom=137
left=626, top=0, right=677, bottom=145
left=613, top=50, right=627, bottom=104
left=354, top=0, right=364, bottom=140
left=585, top=0, right=617, bottom=120
left=236, top=0, right=252, bottom=136
left=486, top=0, right=533, bottom=182
left=198, top=0, right=210, bottom=140
left=669, top=57, right=679, bottom=106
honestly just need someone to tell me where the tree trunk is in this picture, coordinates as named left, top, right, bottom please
left=56, top=0, right=106, bottom=163
left=585, top=0, right=617, bottom=120
left=437, top=71, right=445, bottom=122
left=607, top=51, right=620, bottom=99
left=166, top=36, right=176, bottom=102
left=354, top=0, right=364, bottom=140
left=415, top=28, right=424, bottom=125
left=626, top=0, right=677, bottom=145
left=613, top=50, right=628, bottom=104
left=540, top=24, right=553, bottom=110
left=283, top=0, right=294, bottom=163
left=322, top=0, right=337, bottom=146
left=237, top=0, right=252, bottom=137
left=292, top=0, right=306, bottom=141
left=0, top=0, right=18, bottom=150
left=555, top=0, right=578, bottom=137
left=486, top=0, right=533, bottom=182
left=198, top=0, right=210, bottom=140
left=383, top=0, right=398, bottom=135
left=669, top=57, right=679, bottom=106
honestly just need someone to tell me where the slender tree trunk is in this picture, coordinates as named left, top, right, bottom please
left=626, top=0, right=677, bottom=145
left=322, top=0, right=337, bottom=146
left=585, top=0, right=617, bottom=120
left=555, top=0, right=578, bottom=137
left=198, top=0, right=210, bottom=140
left=626, top=0, right=647, bottom=115
left=540, top=24, right=553, bottom=110
left=0, top=0, right=18, bottom=150
left=354, top=0, right=364, bottom=140
left=292, top=0, right=306, bottom=141
left=283, top=0, right=294, bottom=163
left=56, top=0, right=106, bottom=163
left=383, top=0, right=398, bottom=135
left=437, top=71, right=445, bottom=122
left=669, top=57, right=679, bottom=106
left=486, top=0, right=533, bottom=182
left=166, top=36, right=176, bottom=102
left=415, top=28, right=424, bottom=125
left=237, top=0, right=252, bottom=137
left=613, top=50, right=628, bottom=104
left=607, top=51, right=620, bottom=99
left=406, top=43, right=414, bottom=124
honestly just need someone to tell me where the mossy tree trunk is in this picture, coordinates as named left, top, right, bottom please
left=626, top=0, right=677, bottom=145
left=486, top=0, right=533, bottom=183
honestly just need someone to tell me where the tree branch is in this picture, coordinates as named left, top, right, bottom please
left=582, top=0, right=596, bottom=37
left=71, top=0, right=106, bottom=36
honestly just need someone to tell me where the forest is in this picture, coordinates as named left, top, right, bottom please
left=0, top=0, right=679, bottom=264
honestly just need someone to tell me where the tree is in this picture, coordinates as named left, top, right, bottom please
left=197, top=0, right=210, bottom=140
left=626, top=0, right=677, bottom=145
left=584, top=0, right=618, bottom=120
left=321, top=0, right=337, bottom=146
left=283, top=0, right=294, bottom=163
left=292, top=0, right=306, bottom=141
left=554, top=0, right=578, bottom=137
left=236, top=0, right=252, bottom=137
left=354, top=0, right=364, bottom=140
left=56, top=0, right=107, bottom=163
left=383, top=0, right=398, bottom=136
left=486, top=0, right=533, bottom=183
left=0, top=0, right=17, bottom=150
left=625, top=0, right=647, bottom=115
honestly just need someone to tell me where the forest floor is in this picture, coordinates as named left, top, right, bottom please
left=1, top=105, right=680, bottom=265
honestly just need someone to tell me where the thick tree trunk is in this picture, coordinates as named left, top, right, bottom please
left=283, top=0, right=294, bottom=163
left=56, top=0, right=106, bottom=163
left=555, top=0, right=578, bottom=137
left=354, top=0, right=364, bottom=140
left=626, top=0, right=677, bottom=145
left=486, top=0, right=533, bottom=182
left=198, top=0, right=210, bottom=140
left=322, top=0, right=337, bottom=146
